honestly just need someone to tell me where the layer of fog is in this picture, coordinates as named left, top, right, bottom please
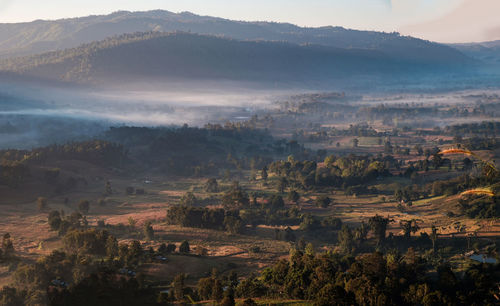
left=0, top=80, right=292, bottom=149
left=0, top=80, right=291, bottom=125
left=2, top=78, right=500, bottom=149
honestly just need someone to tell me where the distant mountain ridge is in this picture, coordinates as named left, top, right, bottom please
left=0, top=31, right=473, bottom=85
left=450, top=40, right=500, bottom=65
left=0, top=10, right=468, bottom=64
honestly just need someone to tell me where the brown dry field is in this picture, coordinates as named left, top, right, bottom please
left=0, top=176, right=293, bottom=285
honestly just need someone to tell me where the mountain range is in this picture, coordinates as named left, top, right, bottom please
left=0, top=10, right=468, bottom=61
left=0, top=10, right=489, bottom=86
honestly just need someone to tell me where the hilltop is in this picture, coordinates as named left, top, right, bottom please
left=0, top=9, right=468, bottom=65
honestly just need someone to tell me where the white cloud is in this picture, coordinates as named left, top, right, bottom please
left=399, top=0, right=500, bottom=42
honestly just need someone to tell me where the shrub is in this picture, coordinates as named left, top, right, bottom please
left=179, top=241, right=190, bottom=253
left=315, top=196, right=331, bottom=208
left=126, top=186, right=135, bottom=195
left=78, top=200, right=90, bottom=214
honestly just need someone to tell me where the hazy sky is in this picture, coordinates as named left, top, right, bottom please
left=0, top=0, right=498, bottom=43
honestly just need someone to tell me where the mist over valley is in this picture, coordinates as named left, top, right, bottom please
left=0, top=7, right=500, bottom=306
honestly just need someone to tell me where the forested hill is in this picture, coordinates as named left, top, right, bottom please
left=0, top=10, right=468, bottom=65
left=0, top=32, right=473, bottom=84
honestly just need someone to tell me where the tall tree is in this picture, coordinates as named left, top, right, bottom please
left=173, top=273, right=185, bottom=301
left=277, top=177, right=287, bottom=193
left=338, top=225, right=354, bottom=254
left=143, top=221, right=154, bottom=241
left=261, top=166, right=268, bottom=182
left=287, top=190, right=300, bottom=205
left=400, top=219, right=420, bottom=239
left=430, top=225, right=438, bottom=254
left=369, top=215, right=391, bottom=246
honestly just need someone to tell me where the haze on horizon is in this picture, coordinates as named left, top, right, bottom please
left=0, top=0, right=499, bottom=43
